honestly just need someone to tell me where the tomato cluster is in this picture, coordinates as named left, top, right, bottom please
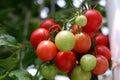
left=30, top=9, right=111, bottom=80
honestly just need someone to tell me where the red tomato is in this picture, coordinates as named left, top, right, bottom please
left=74, top=32, right=91, bottom=54
left=36, top=40, right=57, bottom=61
left=92, top=55, right=109, bottom=75
left=95, top=32, right=109, bottom=47
left=40, top=18, right=56, bottom=30
left=86, top=32, right=94, bottom=39
left=82, top=9, right=102, bottom=32
left=49, top=24, right=61, bottom=33
left=96, top=45, right=111, bottom=62
left=30, top=28, right=50, bottom=49
left=55, top=51, right=76, bottom=73
left=71, top=24, right=78, bottom=34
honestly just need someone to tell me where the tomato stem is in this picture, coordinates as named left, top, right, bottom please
left=34, top=65, right=41, bottom=79
left=77, top=26, right=81, bottom=33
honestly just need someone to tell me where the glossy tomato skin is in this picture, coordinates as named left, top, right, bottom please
left=82, top=10, right=102, bottom=32
left=30, top=28, right=50, bottom=49
left=96, top=45, right=111, bottom=62
left=71, top=24, right=78, bottom=34
left=36, top=40, right=57, bottom=61
left=92, top=55, right=109, bottom=75
left=40, top=18, right=56, bottom=30
left=86, top=32, right=94, bottom=39
left=74, top=32, right=91, bottom=54
left=55, top=51, right=76, bottom=73
left=95, top=33, right=109, bottom=47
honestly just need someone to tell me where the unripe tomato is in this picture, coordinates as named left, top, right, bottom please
left=41, top=64, right=58, bottom=80
left=36, top=40, right=57, bottom=61
left=80, top=54, right=96, bottom=71
left=71, top=66, right=92, bottom=80
left=75, top=15, right=87, bottom=26
left=92, top=55, right=109, bottom=75
left=55, top=51, right=76, bottom=73
left=40, top=18, right=56, bottom=30
left=82, top=9, right=102, bottom=32
left=55, top=31, right=76, bottom=52
left=74, top=32, right=91, bottom=53
left=96, top=45, right=111, bottom=62
left=30, top=28, right=50, bottom=49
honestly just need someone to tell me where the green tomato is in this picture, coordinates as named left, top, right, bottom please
left=80, top=54, right=96, bottom=71
left=71, top=66, right=91, bottom=80
left=75, top=15, right=87, bottom=26
left=55, top=30, right=76, bottom=52
left=41, top=64, right=58, bottom=80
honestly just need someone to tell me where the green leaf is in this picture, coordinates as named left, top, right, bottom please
left=0, top=57, right=18, bottom=71
left=0, top=34, right=21, bottom=59
left=22, top=45, right=37, bottom=69
left=0, top=34, right=18, bottom=47
left=9, top=70, right=32, bottom=80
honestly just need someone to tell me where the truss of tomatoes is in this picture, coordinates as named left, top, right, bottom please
left=30, top=9, right=111, bottom=80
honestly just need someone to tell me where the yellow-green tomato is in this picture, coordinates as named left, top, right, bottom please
left=75, top=15, right=87, bottom=26
left=71, top=66, right=92, bottom=80
left=55, top=30, right=76, bottom=52
left=80, top=54, right=96, bottom=71
left=41, top=64, right=58, bottom=80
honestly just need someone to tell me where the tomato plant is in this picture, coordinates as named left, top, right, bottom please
left=36, top=40, right=57, bottom=61
left=55, top=51, right=76, bottom=73
left=0, top=0, right=111, bottom=80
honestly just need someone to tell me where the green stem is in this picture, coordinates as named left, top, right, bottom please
left=19, top=46, right=24, bottom=70
left=77, top=26, right=81, bottom=33
left=34, top=65, right=41, bottom=78
left=18, top=8, right=31, bottom=70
